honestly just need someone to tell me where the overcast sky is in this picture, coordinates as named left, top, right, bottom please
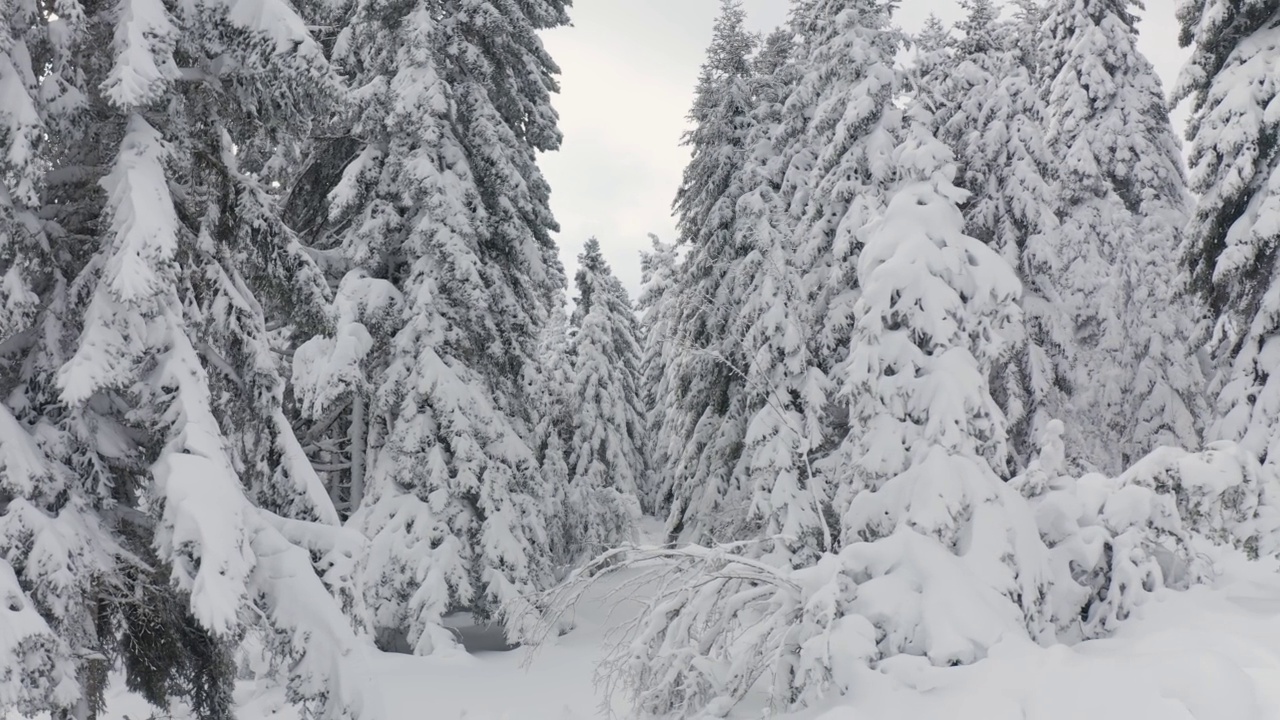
left=540, top=1, right=1188, bottom=298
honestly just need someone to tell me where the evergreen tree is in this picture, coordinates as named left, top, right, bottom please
left=1176, top=1, right=1280, bottom=464
left=531, top=302, right=573, bottom=570
left=560, top=240, right=645, bottom=562
left=1040, top=0, right=1205, bottom=471
left=915, top=14, right=953, bottom=57
left=785, top=0, right=903, bottom=368
left=662, top=0, right=911, bottom=550
left=662, top=0, right=759, bottom=544
left=0, top=0, right=45, bottom=345
left=1008, top=0, right=1050, bottom=65
left=732, top=21, right=831, bottom=565
left=0, top=0, right=378, bottom=712
left=734, top=0, right=907, bottom=559
left=0, top=6, right=114, bottom=712
left=293, top=0, right=572, bottom=653
left=833, top=172, right=1053, bottom=668
left=913, top=1, right=1070, bottom=468
left=559, top=142, right=1060, bottom=719
left=636, top=234, right=680, bottom=516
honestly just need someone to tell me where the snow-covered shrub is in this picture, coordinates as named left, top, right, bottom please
left=548, top=514, right=1051, bottom=718
left=1017, top=421, right=1280, bottom=639
left=542, top=544, right=876, bottom=717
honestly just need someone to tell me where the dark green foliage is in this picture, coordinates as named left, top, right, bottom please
left=119, top=564, right=236, bottom=720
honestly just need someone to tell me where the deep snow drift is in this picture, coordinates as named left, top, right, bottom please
left=49, top=518, right=1280, bottom=720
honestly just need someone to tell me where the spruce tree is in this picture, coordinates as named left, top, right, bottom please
left=292, top=0, right=572, bottom=653
left=662, top=0, right=910, bottom=550
left=733, top=20, right=831, bottom=564
left=913, top=1, right=1070, bottom=468
left=833, top=172, right=1053, bottom=670
left=636, top=235, right=680, bottom=516
left=915, top=14, right=953, bottom=57
left=531, top=303, right=573, bottom=570
left=742, top=0, right=906, bottom=559
left=560, top=240, right=646, bottom=562
left=0, top=0, right=383, bottom=712
left=1040, top=0, right=1205, bottom=471
left=0, top=7, right=114, bottom=713
left=569, top=127, right=1059, bottom=720
left=785, top=0, right=903, bottom=367
left=1176, top=1, right=1280, bottom=464
left=662, top=0, right=759, bottom=544
left=0, top=0, right=45, bottom=345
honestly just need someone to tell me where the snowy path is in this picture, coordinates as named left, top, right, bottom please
left=352, top=554, right=1280, bottom=720
left=84, top=549, right=1280, bottom=720
left=360, top=523, right=666, bottom=719
left=364, top=579, right=641, bottom=720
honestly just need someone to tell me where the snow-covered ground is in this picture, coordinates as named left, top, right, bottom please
left=79, top=517, right=1280, bottom=720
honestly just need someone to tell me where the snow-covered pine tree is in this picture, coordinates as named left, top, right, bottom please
left=911, top=0, right=1070, bottom=469
left=559, top=239, right=645, bottom=563
left=915, top=13, right=953, bottom=57
left=1040, top=0, right=1205, bottom=472
left=531, top=301, right=573, bottom=571
left=0, top=0, right=378, bottom=714
left=636, top=234, right=680, bottom=516
left=0, top=406, right=114, bottom=717
left=731, top=20, right=832, bottom=566
left=729, top=0, right=905, bottom=559
left=907, top=15, right=953, bottom=119
left=1176, top=1, right=1280, bottom=466
left=829, top=161, right=1053, bottom=663
left=784, top=0, right=901, bottom=365
left=294, top=0, right=572, bottom=654
left=663, top=0, right=907, bottom=551
left=661, top=0, right=759, bottom=545
left=1007, top=0, right=1049, bottom=66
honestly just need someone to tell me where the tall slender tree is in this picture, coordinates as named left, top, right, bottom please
left=764, top=0, right=907, bottom=559
left=560, top=240, right=646, bottom=562
left=636, top=235, right=680, bottom=516
left=662, top=0, right=760, bottom=544
left=0, top=5, right=114, bottom=711
left=1039, top=0, right=1205, bottom=471
left=530, top=301, right=573, bottom=569
left=786, top=0, right=903, bottom=368
left=732, top=21, right=831, bottom=565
